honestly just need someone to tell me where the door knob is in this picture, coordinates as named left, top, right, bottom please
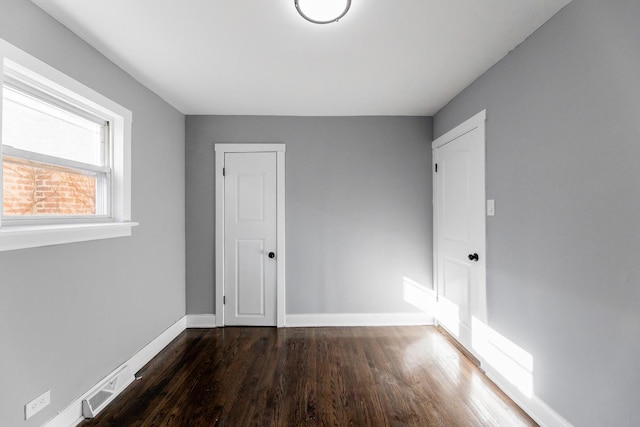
left=468, top=253, right=479, bottom=262
left=268, top=252, right=276, bottom=259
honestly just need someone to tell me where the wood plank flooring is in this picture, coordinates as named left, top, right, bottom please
left=80, top=326, right=537, bottom=427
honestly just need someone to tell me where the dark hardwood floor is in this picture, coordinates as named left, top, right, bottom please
left=81, top=326, right=537, bottom=427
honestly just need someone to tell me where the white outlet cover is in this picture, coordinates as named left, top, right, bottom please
left=25, top=389, right=50, bottom=420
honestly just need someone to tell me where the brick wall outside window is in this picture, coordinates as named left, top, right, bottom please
left=2, top=158, right=96, bottom=216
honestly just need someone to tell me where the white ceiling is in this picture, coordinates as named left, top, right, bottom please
left=30, top=0, right=571, bottom=116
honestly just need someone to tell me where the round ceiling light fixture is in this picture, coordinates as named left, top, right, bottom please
left=295, top=0, right=351, bottom=24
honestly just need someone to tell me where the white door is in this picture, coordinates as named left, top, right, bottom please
left=433, top=112, right=487, bottom=357
left=224, top=152, right=277, bottom=326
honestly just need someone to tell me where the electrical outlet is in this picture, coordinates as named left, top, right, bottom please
left=25, top=389, right=50, bottom=420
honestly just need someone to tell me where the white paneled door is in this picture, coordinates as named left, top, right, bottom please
left=224, top=152, right=277, bottom=326
left=434, top=111, right=487, bottom=357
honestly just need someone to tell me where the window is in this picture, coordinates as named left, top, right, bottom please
left=0, top=38, right=135, bottom=251
left=3, top=79, right=110, bottom=220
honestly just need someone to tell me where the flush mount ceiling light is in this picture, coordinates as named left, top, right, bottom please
left=295, top=0, right=351, bottom=24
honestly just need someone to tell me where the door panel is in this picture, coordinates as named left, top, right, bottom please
left=442, top=150, right=470, bottom=242
left=237, top=174, right=265, bottom=221
left=236, top=239, right=265, bottom=316
left=224, top=152, right=277, bottom=326
left=443, top=257, right=470, bottom=317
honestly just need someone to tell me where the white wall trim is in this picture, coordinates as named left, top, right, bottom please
left=275, top=150, right=286, bottom=327
left=214, top=143, right=285, bottom=153
left=285, top=313, right=434, bottom=328
left=127, top=317, right=186, bottom=373
left=483, top=365, right=573, bottom=427
left=0, top=222, right=138, bottom=252
left=186, top=314, right=217, bottom=328
left=214, top=148, right=224, bottom=327
left=432, top=109, right=486, bottom=149
left=43, top=316, right=187, bottom=427
left=214, top=143, right=286, bottom=328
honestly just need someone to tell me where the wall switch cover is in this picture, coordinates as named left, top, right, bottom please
left=487, top=199, right=495, bottom=216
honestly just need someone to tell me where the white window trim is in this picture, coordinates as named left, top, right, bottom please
left=0, top=38, right=137, bottom=251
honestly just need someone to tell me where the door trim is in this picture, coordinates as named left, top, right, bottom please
left=432, top=110, right=487, bottom=352
left=214, top=143, right=286, bottom=327
left=432, top=110, right=486, bottom=149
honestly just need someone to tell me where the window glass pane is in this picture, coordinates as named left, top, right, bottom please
left=2, top=85, right=103, bottom=166
left=2, top=156, right=97, bottom=216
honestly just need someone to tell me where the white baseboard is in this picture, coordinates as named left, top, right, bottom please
left=285, top=312, right=434, bottom=327
left=43, top=316, right=187, bottom=427
left=186, top=314, right=217, bottom=328
left=128, top=317, right=187, bottom=373
left=483, top=366, right=573, bottom=427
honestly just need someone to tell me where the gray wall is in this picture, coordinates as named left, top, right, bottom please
left=0, top=1, right=186, bottom=426
left=434, top=0, right=640, bottom=425
left=186, top=116, right=432, bottom=315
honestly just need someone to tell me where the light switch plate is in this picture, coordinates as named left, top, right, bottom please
left=487, top=199, right=495, bottom=216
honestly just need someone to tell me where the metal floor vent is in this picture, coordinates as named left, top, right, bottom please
left=82, top=365, right=134, bottom=418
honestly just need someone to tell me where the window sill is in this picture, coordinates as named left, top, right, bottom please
left=0, top=221, right=139, bottom=251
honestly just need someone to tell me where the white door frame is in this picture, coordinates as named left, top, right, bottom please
left=432, top=110, right=487, bottom=348
left=214, top=143, right=286, bottom=327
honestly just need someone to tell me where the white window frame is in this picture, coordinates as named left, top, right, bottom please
left=2, top=77, right=112, bottom=224
left=0, top=38, right=137, bottom=251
